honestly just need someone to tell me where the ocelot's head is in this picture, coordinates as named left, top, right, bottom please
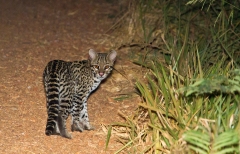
left=89, top=49, right=117, bottom=79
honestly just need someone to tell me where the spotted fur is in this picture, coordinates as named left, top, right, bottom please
left=43, top=49, right=117, bottom=139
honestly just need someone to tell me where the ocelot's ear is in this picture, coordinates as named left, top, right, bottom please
left=108, top=50, right=117, bottom=62
left=89, top=49, right=97, bottom=60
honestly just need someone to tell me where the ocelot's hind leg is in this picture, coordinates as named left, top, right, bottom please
left=71, top=96, right=84, bottom=132
left=57, top=112, right=72, bottom=139
left=79, top=102, right=94, bottom=131
left=71, top=96, right=94, bottom=132
left=71, top=120, right=83, bottom=132
left=71, top=107, right=85, bottom=132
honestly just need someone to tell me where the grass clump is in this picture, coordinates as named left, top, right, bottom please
left=106, top=0, right=240, bottom=153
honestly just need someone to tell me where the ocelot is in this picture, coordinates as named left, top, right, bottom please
left=43, top=49, right=117, bottom=139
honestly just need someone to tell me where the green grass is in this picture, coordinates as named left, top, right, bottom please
left=106, top=0, right=240, bottom=153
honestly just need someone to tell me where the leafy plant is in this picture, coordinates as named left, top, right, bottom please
left=106, top=0, right=240, bottom=153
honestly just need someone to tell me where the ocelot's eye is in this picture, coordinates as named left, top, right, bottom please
left=93, top=65, right=99, bottom=70
left=104, top=65, right=110, bottom=70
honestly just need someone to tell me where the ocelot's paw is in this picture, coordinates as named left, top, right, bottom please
left=60, top=131, right=72, bottom=139
left=71, top=122, right=83, bottom=132
left=84, top=124, right=94, bottom=131
left=71, top=121, right=94, bottom=132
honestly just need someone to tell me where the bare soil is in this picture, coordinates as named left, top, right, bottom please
left=0, top=0, right=140, bottom=153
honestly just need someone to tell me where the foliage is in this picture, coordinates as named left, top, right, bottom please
left=107, top=0, right=240, bottom=153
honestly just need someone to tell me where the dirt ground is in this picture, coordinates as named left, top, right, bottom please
left=0, top=0, right=141, bottom=153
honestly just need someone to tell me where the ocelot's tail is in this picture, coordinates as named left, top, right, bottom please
left=44, top=73, right=60, bottom=136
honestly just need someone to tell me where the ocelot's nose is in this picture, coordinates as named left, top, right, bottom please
left=99, top=72, right=104, bottom=77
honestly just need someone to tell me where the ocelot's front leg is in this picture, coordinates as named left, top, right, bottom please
left=71, top=95, right=94, bottom=132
